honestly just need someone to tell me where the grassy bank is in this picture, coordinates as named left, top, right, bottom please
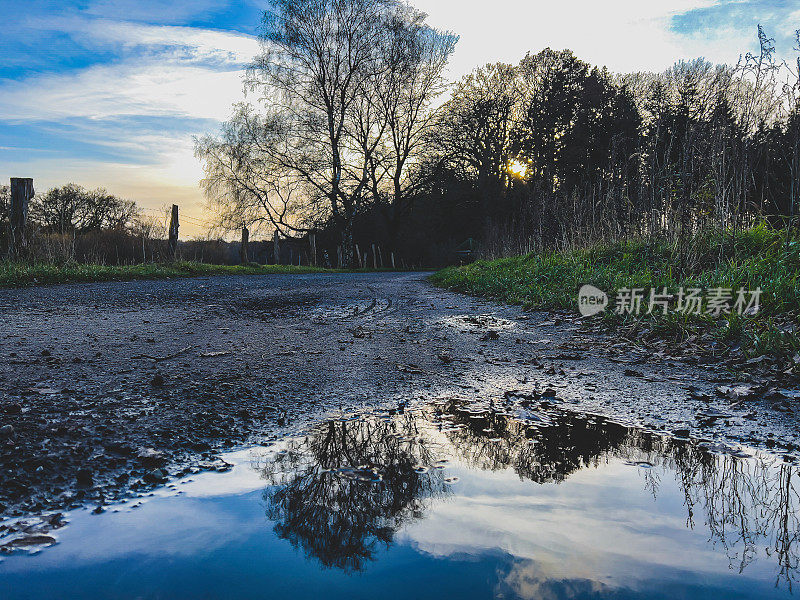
left=0, top=261, right=332, bottom=288
left=431, top=225, right=800, bottom=359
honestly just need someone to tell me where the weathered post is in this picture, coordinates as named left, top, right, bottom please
left=168, top=204, right=179, bottom=259
left=377, top=245, right=384, bottom=269
left=240, top=226, right=249, bottom=264
left=9, top=178, right=34, bottom=256
left=391, top=252, right=396, bottom=270
left=371, top=244, right=377, bottom=269
left=273, top=230, right=280, bottom=265
left=309, top=232, right=317, bottom=267
left=355, top=244, right=362, bottom=269
left=337, top=246, right=343, bottom=268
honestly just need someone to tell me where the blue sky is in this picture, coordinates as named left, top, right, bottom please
left=1, top=0, right=798, bottom=237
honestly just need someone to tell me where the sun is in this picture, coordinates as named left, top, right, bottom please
left=507, top=159, right=528, bottom=179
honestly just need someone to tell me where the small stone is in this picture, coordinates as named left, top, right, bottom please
left=4, top=403, right=21, bottom=415
left=151, top=374, right=165, bottom=387
left=0, top=424, right=14, bottom=438
left=624, top=369, right=645, bottom=378
left=136, top=447, right=166, bottom=467
left=5, top=534, right=57, bottom=548
left=143, top=468, right=167, bottom=484
left=437, top=351, right=453, bottom=364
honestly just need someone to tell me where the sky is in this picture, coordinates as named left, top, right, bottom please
left=1, top=1, right=799, bottom=239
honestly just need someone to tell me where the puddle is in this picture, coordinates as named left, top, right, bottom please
left=2, top=400, right=799, bottom=599
left=441, top=313, right=518, bottom=332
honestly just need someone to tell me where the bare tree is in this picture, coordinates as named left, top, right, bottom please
left=198, top=0, right=455, bottom=264
left=196, top=105, right=321, bottom=237
left=367, top=6, right=456, bottom=249
left=30, top=184, right=138, bottom=235
left=247, top=0, right=396, bottom=266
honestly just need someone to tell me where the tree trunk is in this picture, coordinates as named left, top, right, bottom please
left=341, top=221, right=355, bottom=268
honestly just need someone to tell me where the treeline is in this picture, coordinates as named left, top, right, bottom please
left=0, top=184, right=250, bottom=265
left=430, top=29, right=800, bottom=257
left=198, top=0, right=800, bottom=266
left=0, top=183, right=169, bottom=264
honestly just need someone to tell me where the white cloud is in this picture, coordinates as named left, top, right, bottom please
left=0, top=62, right=247, bottom=122
left=412, top=0, right=757, bottom=78
left=0, top=19, right=258, bottom=123
left=0, top=17, right=261, bottom=238
left=76, top=19, right=259, bottom=64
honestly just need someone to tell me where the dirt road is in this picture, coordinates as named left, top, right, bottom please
left=0, top=272, right=796, bottom=518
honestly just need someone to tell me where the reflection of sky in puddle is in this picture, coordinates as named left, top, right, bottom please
left=2, top=402, right=797, bottom=599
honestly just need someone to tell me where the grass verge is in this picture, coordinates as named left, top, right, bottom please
left=431, top=225, right=800, bottom=360
left=0, top=261, right=332, bottom=288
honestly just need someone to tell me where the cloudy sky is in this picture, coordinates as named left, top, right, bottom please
left=1, top=1, right=798, bottom=238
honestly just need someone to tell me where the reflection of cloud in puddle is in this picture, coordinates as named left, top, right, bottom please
left=4, top=401, right=795, bottom=599
left=400, top=461, right=729, bottom=586
left=1, top=447, right=276, bottom=572
left=1, top=496, right=264, bottom=571
left=167, top=447, right=276, bottom=499
left=497, top=559, right=617, bottom=600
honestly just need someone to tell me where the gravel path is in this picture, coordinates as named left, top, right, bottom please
left=0, top=272, right=796, bottom=518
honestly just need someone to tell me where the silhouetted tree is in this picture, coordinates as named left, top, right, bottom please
left=30, top=184, right=138, bottom=235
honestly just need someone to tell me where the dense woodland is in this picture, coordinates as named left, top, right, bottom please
left=4, top=0, right=800, bottom=268
left=198, top=0, right=800, bottom=266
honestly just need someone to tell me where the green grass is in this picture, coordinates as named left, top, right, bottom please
left=431, top=225, right=800, bottom=359
left=0, top=261, right=332, bottom=288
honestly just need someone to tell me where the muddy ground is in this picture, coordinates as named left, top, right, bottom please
left=0, top=272, right=797, bottom=519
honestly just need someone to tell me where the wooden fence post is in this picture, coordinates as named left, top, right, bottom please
left=391, top=252, right=396, bottom=269
left=168, top=204, right=179, bottom=259
left=355, top=244, right=362, bottom=269
left=240, top=226, right=249, bottom=264
left=273, top=230, right=280, bottom=265
left=371, top=244, right=377, bottom=269
left=9, top=178, right=34, bottom=256
left=309, top=233, right=317, bottom=266
left=377, top=245, right=384, bottom=269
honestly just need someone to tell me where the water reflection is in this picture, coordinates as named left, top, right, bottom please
left=260, top=414, right=449, bottom=572
left=444, top=402, right=800, bottom=590
left=260, top=399, right=800, bottom=590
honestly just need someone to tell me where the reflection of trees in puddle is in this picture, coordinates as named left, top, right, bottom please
left=440, top=404, right=631, bottom=483
left=442, top=402, right=800, bottom=590
left=259, top=414, right=448, bottom=572
left=259, top=401, right=800, bottom=588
